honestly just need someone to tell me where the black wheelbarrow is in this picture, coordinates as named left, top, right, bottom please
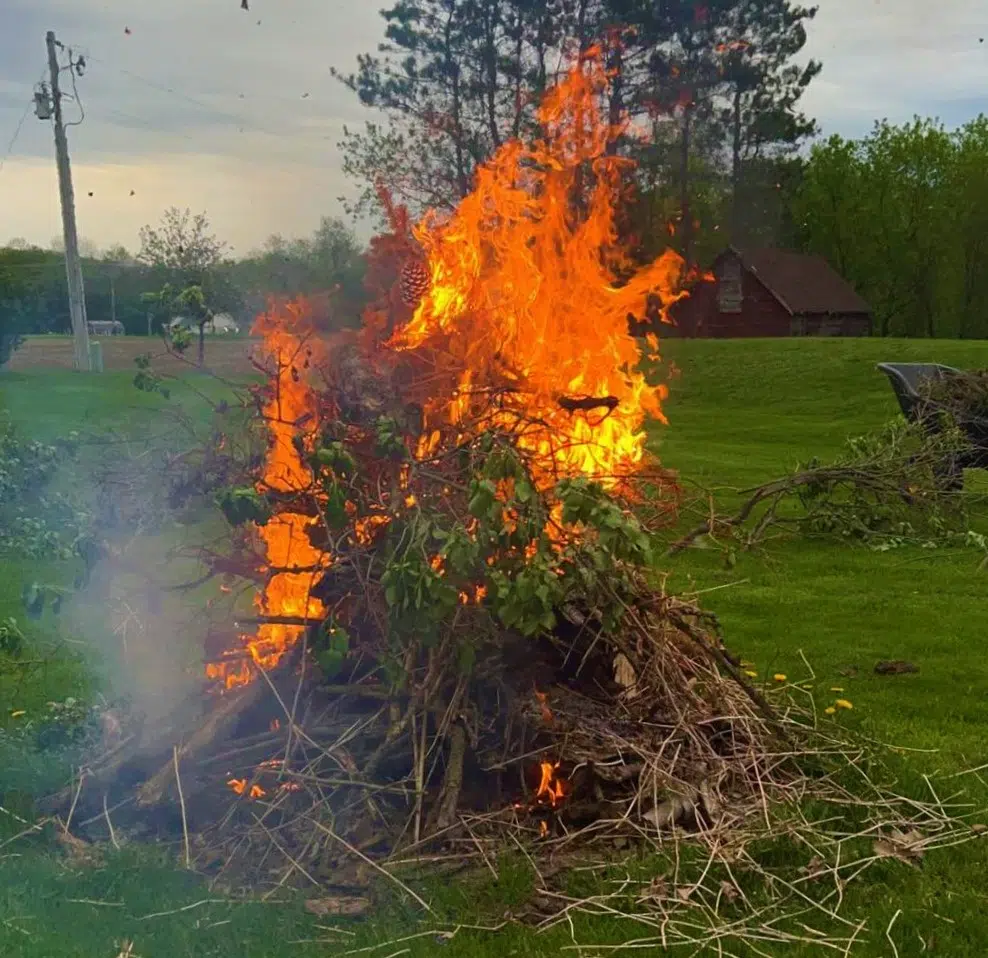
left=877, top=362, right=988, bottom=490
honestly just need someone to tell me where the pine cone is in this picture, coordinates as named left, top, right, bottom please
left=399, top=259, right=430, bottom=309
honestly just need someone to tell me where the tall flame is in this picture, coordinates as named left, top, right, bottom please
left=388, top=48, right=686, bottom=489
left=207, top=300, right=327, bottom=690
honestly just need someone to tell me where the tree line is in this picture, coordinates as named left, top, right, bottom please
left=793, top=117, right=988, bottom=339
left=0, top=210, right=366, bottom=362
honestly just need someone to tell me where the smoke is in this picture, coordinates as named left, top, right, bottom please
left=60, top=394, right=242, bottom=737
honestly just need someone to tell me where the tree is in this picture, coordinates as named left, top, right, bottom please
left=0, top=246, right=70, bottom=346
left=793, top=119, right=961, bottom=338
left=714, top=0, right=820, bottom=243
left=334, top=0, right=581, bottom=221
left=232, top=217, right=367, bottom=328
left=137, top=209, right=237, bottom=365
left=337, top=0, right=821, bottom=264
left=137, top=208, right=228, bottom=275
left=948, top=117, right=988, bottom=339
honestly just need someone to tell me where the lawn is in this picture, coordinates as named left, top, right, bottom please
left=1, top=337, right=987, bottom=957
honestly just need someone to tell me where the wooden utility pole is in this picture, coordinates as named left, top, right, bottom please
left=45, top=30, right=90, bottom=371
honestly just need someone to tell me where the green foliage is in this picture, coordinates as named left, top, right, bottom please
left=0, top=618, right=25, bottom=658
left=793, top=116, right=988, bottom=338
left=0, top=417, right=86, bottom=560
left=216, top=487, right=271, bottom=527
left=311, top=620, right=351, bottom=678
left=794, top=420, right=976, bottom=550
left=132, top=352, right=172, bottom=398
left=231, top=217, right=367, bottom=326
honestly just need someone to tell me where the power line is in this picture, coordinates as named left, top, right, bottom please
left=81, top=53, right=294, bottom=140
left=0, top=65, right=55, bottom=175
left=0, top=97, right=33, bottom=175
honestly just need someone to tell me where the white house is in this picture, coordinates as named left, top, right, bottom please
left=167, top=312, right=241, bottom=335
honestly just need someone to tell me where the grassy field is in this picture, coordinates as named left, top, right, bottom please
left=2, top=337, right=988, bottom=957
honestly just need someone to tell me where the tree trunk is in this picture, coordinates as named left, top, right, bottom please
left=731, top=86, right=743, bottom=244
left=198, top=321, right=206, bottom=367
left=680, top=99, right=694, bottom=267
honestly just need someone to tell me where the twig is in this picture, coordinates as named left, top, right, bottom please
left=64, top=768, right=86, bottom=834
left=136, top=899, right=227, bottom=921
left=103, top=794, right=120, bottom=850
left=173, top=747, right=191, bottom=868
left=304, top=817, right=435, bottom=914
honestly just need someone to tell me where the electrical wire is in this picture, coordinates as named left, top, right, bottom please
left=64, top=53, right=86, bottom=128
left=0, top=97, right=36, bottom=175
left=81, top=53, right=288, bottom=139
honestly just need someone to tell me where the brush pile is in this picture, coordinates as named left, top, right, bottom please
left=919, top=368, right=988, bottom=425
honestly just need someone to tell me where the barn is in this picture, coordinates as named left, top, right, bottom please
left=670, top=246, right=872, bottom=338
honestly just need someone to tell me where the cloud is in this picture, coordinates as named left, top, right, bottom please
left=2, top=0, right=987, bottom=253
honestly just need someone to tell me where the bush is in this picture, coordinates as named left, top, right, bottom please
left=0, top=417, right=87, bottom=559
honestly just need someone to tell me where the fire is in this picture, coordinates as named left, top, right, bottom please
left=209, top=50, right=692, bottom=692
left=227, top=778, right=266, bottom=799
left=207, top=300, right=328, bottom=691
left=536, top=761, right=567, bottom=807
left=386, top=48, right=687, bottom=491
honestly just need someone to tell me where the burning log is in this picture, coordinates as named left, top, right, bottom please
left=557, top=394, right=620, bottom=415
left=136, top=679, right=270, bottom=806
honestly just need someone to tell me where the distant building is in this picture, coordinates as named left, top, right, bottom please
left=670, top=247, right=872, bottom=338
left=167, top=313, right=241, bottom=335
left=88, top=320, right=125, bottom=336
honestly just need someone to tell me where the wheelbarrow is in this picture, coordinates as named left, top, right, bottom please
left=877, top=362, right=988, bottom=490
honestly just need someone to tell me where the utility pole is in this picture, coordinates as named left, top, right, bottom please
left=45, top=30, right=90, bottom=371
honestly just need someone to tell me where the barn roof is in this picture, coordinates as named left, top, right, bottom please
left=724, top=246, right=871, bottom=316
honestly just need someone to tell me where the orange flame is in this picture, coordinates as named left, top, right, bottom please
left=227, top=778, right=266, bottom=799
left=536, top=761, right=566, bottom=807
left=385, top=48, right=687, bottom=491
left=207, top=300, right=328, bottom=691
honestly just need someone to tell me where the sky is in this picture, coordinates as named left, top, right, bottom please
left=0, top=0, right=986, bottom=257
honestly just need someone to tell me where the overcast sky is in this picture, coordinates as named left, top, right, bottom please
left=0, top=0, right=985, bottom=256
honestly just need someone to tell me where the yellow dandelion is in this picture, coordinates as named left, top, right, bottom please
left=824, top=707, right=836, bottom=715
left=773, top=673, right=787, bottom=682
left=744, top=670, right=758, bottom=678
left=835, top=699, right=853, bottom=710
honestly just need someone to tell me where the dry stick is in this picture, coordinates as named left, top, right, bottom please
left=250, top=812, right=320, bottom=896
left=173, top=747, right=191, bottom=869
left=305, top=816, right=434, bottom=915
left=103, top=794, right=120, bottom=850
left=64, top=768, right=86, bottom=834
left=436, top=722, right=467, bottom=833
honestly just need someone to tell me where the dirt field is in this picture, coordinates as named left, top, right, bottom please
left=7, top=336, right=258, bottom=378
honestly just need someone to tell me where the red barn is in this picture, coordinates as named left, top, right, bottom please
left=670, top=247, right=872, bottom=338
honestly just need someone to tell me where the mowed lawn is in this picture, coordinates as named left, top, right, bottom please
left=1, top=337, right=987, bottom=957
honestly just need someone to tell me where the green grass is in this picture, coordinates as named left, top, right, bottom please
left=2, top=339, right=988, bottom=956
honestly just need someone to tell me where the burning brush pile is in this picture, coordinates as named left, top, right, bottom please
left=40, top=53, right=978, bottom=942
